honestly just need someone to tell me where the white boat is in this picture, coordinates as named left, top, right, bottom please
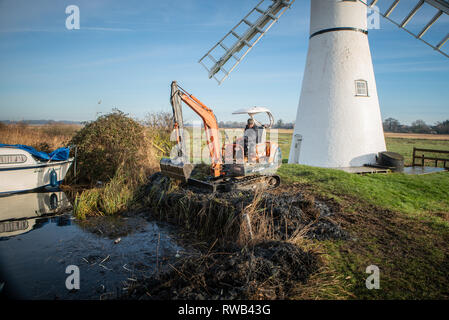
left=0, top=145, right=74, bottom=194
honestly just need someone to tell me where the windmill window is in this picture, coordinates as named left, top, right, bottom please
left=355, top=80, right=369, bottom=97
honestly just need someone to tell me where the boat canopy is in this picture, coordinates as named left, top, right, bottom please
left=0, top=144, right=70, bottom=161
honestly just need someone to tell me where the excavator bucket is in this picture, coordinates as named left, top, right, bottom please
left=160, top=158, right=194, bottom=182
left=160, top=81, right=195, bottom=182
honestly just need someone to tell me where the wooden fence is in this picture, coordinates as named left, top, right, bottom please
left=412, top=147, right=449, bottom=169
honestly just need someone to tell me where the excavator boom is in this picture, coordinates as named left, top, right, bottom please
left=160, top=81, right=223, bottom=181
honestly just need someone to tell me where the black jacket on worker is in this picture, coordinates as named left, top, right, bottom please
left=244, top=125, right=265, bottom=157
left=244, top=125, right=264, bottom=142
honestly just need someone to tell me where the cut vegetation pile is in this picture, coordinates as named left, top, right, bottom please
left=70, top=110, right=172, bottom=219
left=143, top=172, right=348, bottom=244
left=68, top=110, right=157, bottom=184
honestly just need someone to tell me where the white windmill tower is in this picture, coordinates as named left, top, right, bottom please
left=199, top=0, right=449, bottom=169
left=289, top=0, right=386, bottom=168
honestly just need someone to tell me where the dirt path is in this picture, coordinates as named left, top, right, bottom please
left=385, top=132, right=449, bottom=140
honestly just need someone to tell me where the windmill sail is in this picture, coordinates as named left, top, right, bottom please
left=360, top=0, right=449, bottom=58
left=199, top=0, right=295, bottom=84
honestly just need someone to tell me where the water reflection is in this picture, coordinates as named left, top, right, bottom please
left=0, top=190, right=185, bottom=300
left=0, top=191, right=71, bottom=238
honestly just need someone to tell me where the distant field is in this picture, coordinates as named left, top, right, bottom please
left=271, top=130, right=449, bottom=165
left=385, top=132, right=449, bottom=140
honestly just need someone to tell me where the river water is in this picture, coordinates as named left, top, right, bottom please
left=0, top=190, right=184, bottom=300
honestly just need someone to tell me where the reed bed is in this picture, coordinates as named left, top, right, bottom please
left=0, top=122, right=80, bottom=151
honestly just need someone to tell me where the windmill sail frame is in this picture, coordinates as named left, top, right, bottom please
left=360, top=0, right=449, bottom=58
left=198, top=0, right=296, bottom=85
left=200, top=0, right=448, bottom=85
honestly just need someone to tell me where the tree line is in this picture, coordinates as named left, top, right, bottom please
left=383, top=118, right=449, bottom=134
left=218, top=119, right=294, bottom=129
left=221, top=118, right=449, bottom=133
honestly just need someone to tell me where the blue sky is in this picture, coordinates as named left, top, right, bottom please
left=0, top=0, right=448, bottom=125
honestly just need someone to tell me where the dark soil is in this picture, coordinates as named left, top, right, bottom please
left=125, top=240, right=318, bottom=300
left=258, top=192, right=348, bottom=241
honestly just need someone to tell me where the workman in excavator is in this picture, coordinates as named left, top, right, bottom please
left=244, top=118, right=267, bottom=162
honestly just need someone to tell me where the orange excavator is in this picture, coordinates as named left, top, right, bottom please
left=160, top=81, right=281, bottom=192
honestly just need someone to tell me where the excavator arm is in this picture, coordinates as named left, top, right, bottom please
left=168, top=81, right=223, bottom=178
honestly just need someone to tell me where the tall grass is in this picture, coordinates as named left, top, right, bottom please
left=238, top=189, right=275, bottom=245
left=73, top=188, right=101, bottom=220
left=73, top=165, right=144, bottom=219
left=144, top=112, right=174, bottom=159
left=0, top=122, right=80, bottom=151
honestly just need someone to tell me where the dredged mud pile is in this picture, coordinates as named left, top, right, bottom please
left=125, top=240, right=317, bottom=300
left=144, top=172, right=348, bottom=242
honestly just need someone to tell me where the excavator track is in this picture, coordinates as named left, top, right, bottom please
left=227, top=174, right=280, bottom=191
left=187, top=174, right=280, bottom=193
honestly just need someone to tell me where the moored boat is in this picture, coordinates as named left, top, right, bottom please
left=0, top=144, right=74, bottom=194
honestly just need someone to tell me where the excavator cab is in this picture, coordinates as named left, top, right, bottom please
left=232, top=106, right=273, bottom=162
left=220, top=107, right=282, bottom=179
